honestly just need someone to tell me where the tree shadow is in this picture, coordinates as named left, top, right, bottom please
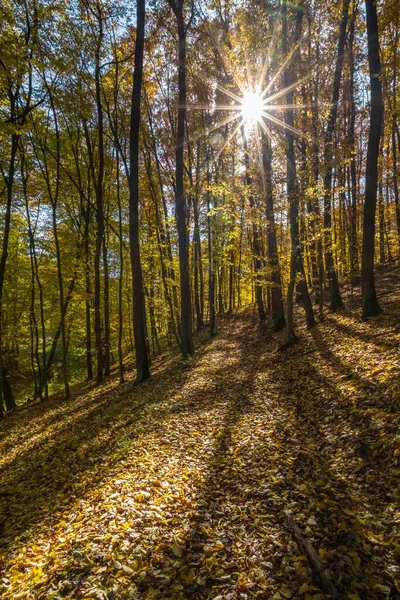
left=1, top=308, right=399, bottom=599
left=0, top=346, right=218, bottom=549
left=264, top=326, right=400, bottom=597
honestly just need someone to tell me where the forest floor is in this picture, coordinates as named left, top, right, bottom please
left=0, top=264, right=400, bottom=600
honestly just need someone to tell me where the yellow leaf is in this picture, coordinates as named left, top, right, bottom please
left=172, top=542, right=183, bottom=558
left=280, top=585, right=292, bottom=598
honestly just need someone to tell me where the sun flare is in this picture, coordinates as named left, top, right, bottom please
left=240, top=90, right=265, bottom=125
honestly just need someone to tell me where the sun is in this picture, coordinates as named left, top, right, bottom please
left=241, top=90, right=265, bottom=125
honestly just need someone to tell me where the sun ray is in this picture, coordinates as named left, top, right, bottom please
left=186, top=64, right=244, bottom=105
left=257, top=18, right=279, bottom=90
left=260, top=43, right=300, bottom=99
left=264, top=75, right=309, bottom=105
left=261, top=110, right=312, bottom=141
left=195, top=118, right=244, bottom=189
left=184, top=104, right=242, bottom=112
left=254, top=124, right=267, bottom=192
left=263, top=103, right=309, bottom=111
left=212, top=119, right=244, bottom=167
left=257, top=115, right=273, bottom=139
left=214, top=84, right=243, bottom=104
left=185, top=111, right=241, bottom=148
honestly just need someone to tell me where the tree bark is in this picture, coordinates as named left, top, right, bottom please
left=129, top=0, right=151, bottom=384
left=262, top=133, right=285, bottom=331
left=242, top=127, right=266, bottom=320
left=323, top=0, right=350, bottom=310
left=349, top=10, right=360, bottom=284
left=167, top=0, right=194, bottom=357
left=0, top=134, right=18, bottom=414
left=283, top=3, right=315, bottom=345
left=361, top=0, right=383, bottom=318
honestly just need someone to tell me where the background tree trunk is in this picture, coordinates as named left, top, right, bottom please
left=361, top=0, right=383, bottom=318
left=129, top=0, right=151, bottom=384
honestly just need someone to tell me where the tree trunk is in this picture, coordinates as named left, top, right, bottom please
left=283, top=3, right=315, bottom=344
left=84, top=199, right=93, bottom=381
left=167, top=0, right=194, bottom=357
left=349, top=10, right=360, bottom=284
left=361, top=0, right=383, bottom=318
left=129, top=0, right=151, bottom=384
left=242, top=127, right=266, bottom=320
left=0, top=134, right=18, bottom=415
left=94, top=33, right=105, bottom=383
left=116, top=151, right=124, bottom=383
left=323, top=0, right=350, bottom=310
left=262, top=133, right=285, bottom=331
left=22, top=152, right=48, bottom=399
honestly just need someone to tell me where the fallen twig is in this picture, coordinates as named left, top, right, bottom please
left=284, top=511, right=342, bottom=600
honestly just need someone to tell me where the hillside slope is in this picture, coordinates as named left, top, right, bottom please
left=0, top=264, right=399, bottom=600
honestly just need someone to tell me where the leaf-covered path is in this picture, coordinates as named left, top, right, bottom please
left=1, top=266, right=400, bottom=600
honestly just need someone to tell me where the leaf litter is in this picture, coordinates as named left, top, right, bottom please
left=0, top=265, right=399, bottom=599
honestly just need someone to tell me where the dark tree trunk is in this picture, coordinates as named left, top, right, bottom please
left=116, top=152, right=124, bottom=383
left=94, top=26, right=105, bottom=384
left=349, top=10, right=360, bottom=285
left=167, top=0, right=194, bottom=358
left=193, top=192, right=204, bottom=328
left=84, top=198, right=93, bottom=381
left=262, top=133, right=285, bottom=331
left=41, top=273, right=77, bottom=389
left=33, top=80, right=70, bottom=400
left=207, top=191, right=216, bottom=338
left=378, top=167, right=385, bottom=263
left=22, top=152, right=48, bottom=399
left=323, top=0, right=350, bottom=310
left=129, top=0, right=151, bottom=384
left=102, top=227, right=110, bottom=377
left=0, top=134, right=18, bottom=415
left=145, top=149, right=180, bottom=346
left=283, top=3, right=315, bottom=344
left=242, top=127, right=266, bottom=320
left=391, top=28, right=400, bottom=249
left=361, top=0, right=383, bottom=318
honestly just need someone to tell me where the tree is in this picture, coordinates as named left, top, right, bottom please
left=283, top=1, right=315, bottom=344
left=166, top=0, right=194, bottom=358
left=129, top=0, right=151, bottom=384
left=322, top=0, right=350, bottom=311
left=361, top=0, right=383, bottom=318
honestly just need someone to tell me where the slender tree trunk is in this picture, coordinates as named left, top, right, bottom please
left=43, top=273, right=77, bottom=383
left=349, top=10, right=360, bottom=284
left=102, top=226, right=110, bottom=376
left=242, top=127, right=266, bottom=320
left=391, top=27, right=400, bottom=250
left=207, top=153, right=216, bottom=338
left=0, top=134, right=18, bottom=414
left=84, top=200, right=93, bottom=380
left=22, top=153, right=48, bottom=399
left=129, top=0, right=150, bottom=384
left=361, top=0, right=383, bottom=317
left=116, top=151, right=124, bottom=383
left=378, top=146, right=385, bottom=263
left=47, top=87, right=70, bottom=400
left=168, top=0, right=194, bottom=357
left=94, top=26, right=105, bottom=383
left=283, top=3, right=315, bottom=344
left=145, top=153, right=180, bottom=345
left=262, top=133, right=285, bottom=331
left=323, top=0, right=350, bottom=310
left=193, top=188, right=204, bottom=328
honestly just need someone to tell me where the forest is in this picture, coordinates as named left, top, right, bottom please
left=0, top=0, right=399, bottom=598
